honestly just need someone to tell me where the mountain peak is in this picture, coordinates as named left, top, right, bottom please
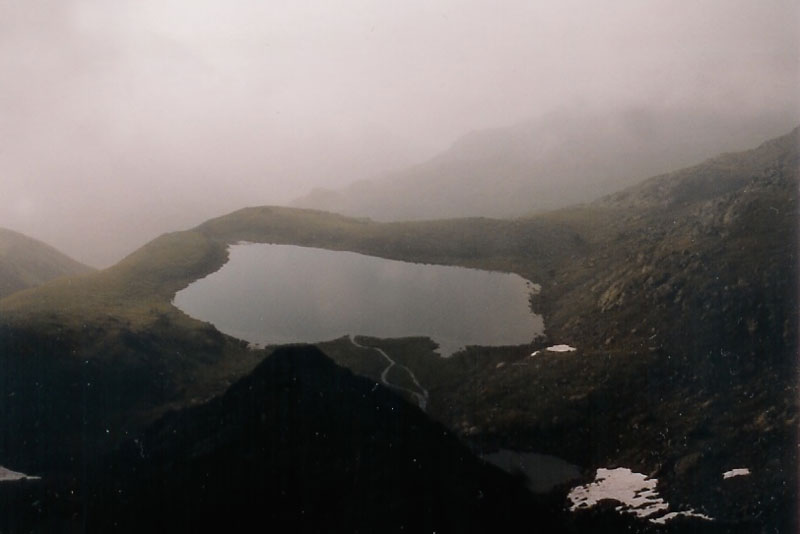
left=293, top=110, right=798, bottom=221
left=0, top=227, right=93, bottom=300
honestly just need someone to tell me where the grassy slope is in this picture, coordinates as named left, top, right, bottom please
left=0, top=128, right=796, bottom=530
left=0, top=207, right=582, bottom=477
left=1, top=208, right=581, bottom=322
left=0, top=228, right=93, bottom=299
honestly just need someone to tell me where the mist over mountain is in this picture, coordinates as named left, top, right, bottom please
left=294, top=108, right=797, bottom=220
left=0, top=1, right=796, bottom=531
left=0, top=228, right=92, bottom=299
left=1, top=1, right=797, bottom=266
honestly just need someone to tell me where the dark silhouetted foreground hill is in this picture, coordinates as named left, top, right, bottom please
left=4, top=346, right=603, bottom=533
left=82, top=345, right=557, bottom=533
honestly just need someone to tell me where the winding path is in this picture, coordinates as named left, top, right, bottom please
left=349, top=336, right=429, bottom=411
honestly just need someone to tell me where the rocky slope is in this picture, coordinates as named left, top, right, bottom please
left=428, top=127, right=799, bottom=531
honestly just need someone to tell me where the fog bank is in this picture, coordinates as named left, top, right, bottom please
left=1, top=0, right=797, bottom=266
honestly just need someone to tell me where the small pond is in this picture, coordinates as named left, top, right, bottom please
left=174, top=244, right=542, bottom=356
left=482, top=449, right=581, bottom=493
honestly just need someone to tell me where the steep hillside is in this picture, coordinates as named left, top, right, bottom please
left=0, top=228, right=93, bottom=299
left=424, top=127, right=799, bottom=530
left=542, top=127, right=799, bottom=349
left=0, top=128, right=796, bottom=531
left=294, top=109, right=795, bottom=220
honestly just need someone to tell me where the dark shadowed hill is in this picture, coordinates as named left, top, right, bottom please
left=0, top=228, right=93, bottom=299
left=3, top=346, right=660, bottom=533
left=80, top=345, right=557, bottom=533
left=293, top=109, right=795, bottom=221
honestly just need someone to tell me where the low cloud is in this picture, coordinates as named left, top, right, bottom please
left=0, top=0, right=797, bottom=265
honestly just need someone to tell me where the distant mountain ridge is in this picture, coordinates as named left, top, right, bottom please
left=294, top=109, right=797, bottom=220
left=600, top=126, right=800, bottom=209
left=0, top=227, right=93, bottom=299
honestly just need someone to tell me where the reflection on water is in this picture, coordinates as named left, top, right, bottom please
left=482, top=449, right=581, bottom=493
left=174, top=244, right=542, bottom=356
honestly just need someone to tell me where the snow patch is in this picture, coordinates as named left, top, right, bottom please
left=568, top=467, right=712, bottom=524
left=568, top=468, right=667, bottom=518
left=546, top=344, right=576, bottom=352
left=0, top=466, right=40, bottom=482
left=650, top=510, right=714, bottom=524
left=722, top=468, right=750, bottom=479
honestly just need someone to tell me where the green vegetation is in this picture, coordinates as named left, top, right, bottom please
left=0, top=128, right=796, bottom=531
left=1, top=230, right=225, bottom=323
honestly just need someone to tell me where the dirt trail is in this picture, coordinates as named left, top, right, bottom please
left=349, top=336, right=429, bottom=411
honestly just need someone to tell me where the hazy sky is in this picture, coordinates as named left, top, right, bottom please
left=1, top=0, right=798, bottom=266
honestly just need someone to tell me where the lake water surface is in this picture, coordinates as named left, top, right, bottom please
left=174, top=244, right=542, bottom=356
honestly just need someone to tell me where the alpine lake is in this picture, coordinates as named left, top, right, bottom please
left=174, top=243, right=543, bottom=356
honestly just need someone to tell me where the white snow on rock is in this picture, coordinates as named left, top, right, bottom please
left=568, top=468, right=667, bottom=518
left=568, top=467, right=712, bottom=524
left=722, top=468, right=751, bottom=479
left=650, top=510, right=714, bottom=524
left=546, top=344, right=576, bottom=352
left=0, top=466, right=40, bottom=482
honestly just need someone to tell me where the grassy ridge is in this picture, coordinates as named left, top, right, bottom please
left=1, top=231, right=226, bottom=324
left=0, top=207, right=582, bottom=424
left=197, top=205, right=584, bottom=281
left=0, top=206, right=583, bottom=479
left=1, top=208, right=583, bottom=325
